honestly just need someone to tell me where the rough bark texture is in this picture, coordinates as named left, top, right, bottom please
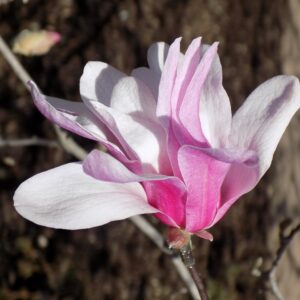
left=0, top=0, right=299, bottom=299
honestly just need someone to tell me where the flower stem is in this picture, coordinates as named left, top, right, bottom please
left=179, top=242, right=209, bottom=300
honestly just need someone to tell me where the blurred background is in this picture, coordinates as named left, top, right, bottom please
left=0, top=0, right=300, bottom=299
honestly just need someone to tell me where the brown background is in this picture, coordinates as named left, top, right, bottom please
left=0, top=0, right=300, bottom=299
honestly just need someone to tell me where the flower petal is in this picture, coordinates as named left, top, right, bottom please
left=195, top=230, right=214, bottom=242
left=83, top=149, right=172, bottom=183
left=178, top=43, right=218, bottom=144
left=147, top=42, right=169, bottom=73
left=83, top=100, right=170, bottom=173
left=29, top=81, right=104, bottom=141
left=83, top=149, right=186, bottom=228
left=131, top=67, right=160, bottom=99
left=109, top=76, right=157, bottom=118
left=211, top=159, right=258, bottom=226
left=79, top=61, right=125, bottom=106
left=143, top=180, right=186, bottom=228
left=172, top=38, right=201, bottom=118
left=167, top=38, right=202, bottom=176
left=178, top=145, right=230, bottom=232
left=29, top=81, right=134, bottom=167
left=229, top=75, right=300, bottom=177
left=80, top=62, right=157, bottom=119
left=14, top=163, right=158, bottom=229
left=178, top=146, right=259, bottom=229
left=199, top=44, right=232, bottom=147
left=131, top=42, right=175, bottom=100
left=156, top=38, right=181, bottom=129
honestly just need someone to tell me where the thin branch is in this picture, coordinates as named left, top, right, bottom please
left=130, top=215, right=171, bottom=255
left=0, top=35, right=31, bottom=87
left=0, top=34, right=201, bottom=300
left=188, top=266, right=208, bottom=300
left=172, top=256, right=201, bottom=300
left=180, top=242, right=209, bottom=300
left=52, top=126, right=88, bottom=160
left=0, top=137, right=59, bottom=148
left=263, top=223, right=300, bottom=300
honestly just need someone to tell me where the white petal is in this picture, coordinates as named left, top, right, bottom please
left=147, top=42, right=169, bottom=73
left=199, top=44, right=232, bottom=147
left=80, top=61, right=126, bottom=106
left=29, top=81, right=130, bottom=165
left=109, top=77, right=157, bottom=118
left=83, top=100, right=170, bottom=173
left=131, top=67, right=160, bottom=99
left=29, top=81, right=107, bottom=141
left=83, top=149, right=178, bottom=183
left=14, top=163, right=157, bottom=229
left=230, top=75, right=300, bottom=177
left=80, top=62, right=157, bottom=119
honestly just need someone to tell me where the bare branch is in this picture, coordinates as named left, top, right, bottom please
left=0, top=35, right=31, bottom=88
left=179, top=242, right=208, bottom=300
left=130, top=215, right=171, bottom=255
left=263, top=223, right=300, bottom=300
left=0, top=137, right=59, bottom=148
left=0, top=34, right=201, bottom=300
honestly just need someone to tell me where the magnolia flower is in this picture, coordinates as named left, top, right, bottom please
left=14, top=38, right=300, bottom=242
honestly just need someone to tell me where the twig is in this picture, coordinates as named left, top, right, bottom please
left=0, top=34, right=201, bottom=300
left=180, top=242, right=209, bottom=300
left=0, top=137, right=59, bottom=148
left=263, top=223, right=300, bottom=300
left=188, top=267, right=208, bottom=300
left=52, top=126, right=87, bottom=160
left=0, top=35, right=31, bottom=86
left=172, top=256, right=201, bottom=300
left=130, top=215, right=171, bottom=255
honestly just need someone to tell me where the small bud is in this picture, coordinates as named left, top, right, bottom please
left=167, top=227, right=191, bottom=250
left=13, top=29, right=61, bottom=56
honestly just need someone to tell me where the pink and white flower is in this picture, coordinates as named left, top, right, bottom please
left=14, top=38, right=300, bottom=240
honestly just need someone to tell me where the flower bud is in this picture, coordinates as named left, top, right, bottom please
left=13, top=29, right=61, bottom=56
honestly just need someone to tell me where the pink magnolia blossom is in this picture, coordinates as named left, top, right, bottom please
left=14, top=38, right=300, bottom=241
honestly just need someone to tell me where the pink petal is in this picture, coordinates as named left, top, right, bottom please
left=178, top=145, right=230, bottom=232
left=171, top=38, right=201, bottom=118
left=83, top=149, right=173, bottom=183
left=156, top=38, right=181, bottom=129
left=29, top=81, right=135, bottom=168
left=229, top=75, right=300, bottom=178
left=199, top=44, right=232, bottom=147
left=211, top=160, right=259, bottom=226
left=83, top=149, right=187, bottom=228
left=143, top=180, right=186, bottom=228
left=29, top=81, right=103, bottom=141
left=178, top=146, right=259, bottom=229
left=14, top=163, right=158, bottom=229
left=195, top=230, right=214, bottom=242
left=167, top=38, right=203, bottom=176
left=80, top=61, right=125, bottom=106
left=178, top=43, right=218, bottom=144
